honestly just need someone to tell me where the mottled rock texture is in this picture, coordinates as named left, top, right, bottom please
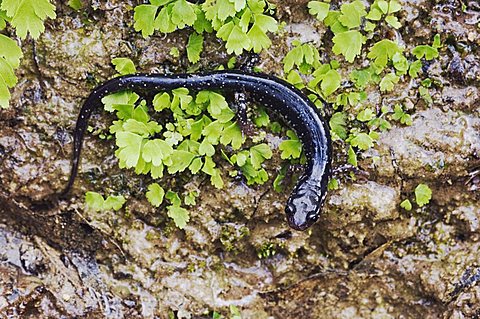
left=0, top=0, right=479, bottom=318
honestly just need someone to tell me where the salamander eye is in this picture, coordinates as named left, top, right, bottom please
left=285, top=203, right=296, bottom=216
left=306, top=211, right=319, bottom=223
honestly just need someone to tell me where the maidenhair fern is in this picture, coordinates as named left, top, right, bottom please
left=1, top=0, right=56, bottom=39
left=0, top=34, right=22, bottom=108
left=0, top=0, right=56, bottom=108
left=133, top=0, right=278, bottom=62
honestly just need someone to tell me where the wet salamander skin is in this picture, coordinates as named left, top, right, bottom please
left=65, top=71, right=332, bottom=231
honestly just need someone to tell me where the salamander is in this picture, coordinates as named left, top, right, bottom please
left=64, top=70, right=332, bottom=231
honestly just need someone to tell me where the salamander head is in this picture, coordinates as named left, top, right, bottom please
left=285, top=182, right=324, bottom=231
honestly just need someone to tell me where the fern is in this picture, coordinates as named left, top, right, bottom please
left=1, top=0, right=56, bottom=40
left=0, top=0, right=56, bottom=108
left=0, top=34, right=22, bottom=108
left=133, top=0, right=278, bottom=60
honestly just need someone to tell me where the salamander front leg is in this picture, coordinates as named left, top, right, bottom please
left=227, top=91, right=255, bottom=136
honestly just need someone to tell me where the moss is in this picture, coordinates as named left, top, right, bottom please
left=219, top=224, right=250, bottom=253
left=257, top=242, right=277, bottom=259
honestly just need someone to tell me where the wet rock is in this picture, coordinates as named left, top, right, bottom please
left=448, top=53, right=466, bottom=84
left=0, top=0, right=480, bottom=317
left=371, top=108, right=480, bottom=180
left=446, top=285, right=480, bottom=319
left=441, top=86, right=479, bottom=112
left=270, top=0, right=312, bottom=22
left=430, top=2, right=480, bottom=44
left=328, top=181, right=400, bottom=222
left=449, top=204, right=480, bottom=234
left=262, top=270, right=443, bottom=318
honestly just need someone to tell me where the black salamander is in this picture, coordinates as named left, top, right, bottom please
left=64, top=71, right=332, bottom=231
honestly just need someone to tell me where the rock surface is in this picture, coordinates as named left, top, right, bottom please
left=0, top=0, right=479, bottom=318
